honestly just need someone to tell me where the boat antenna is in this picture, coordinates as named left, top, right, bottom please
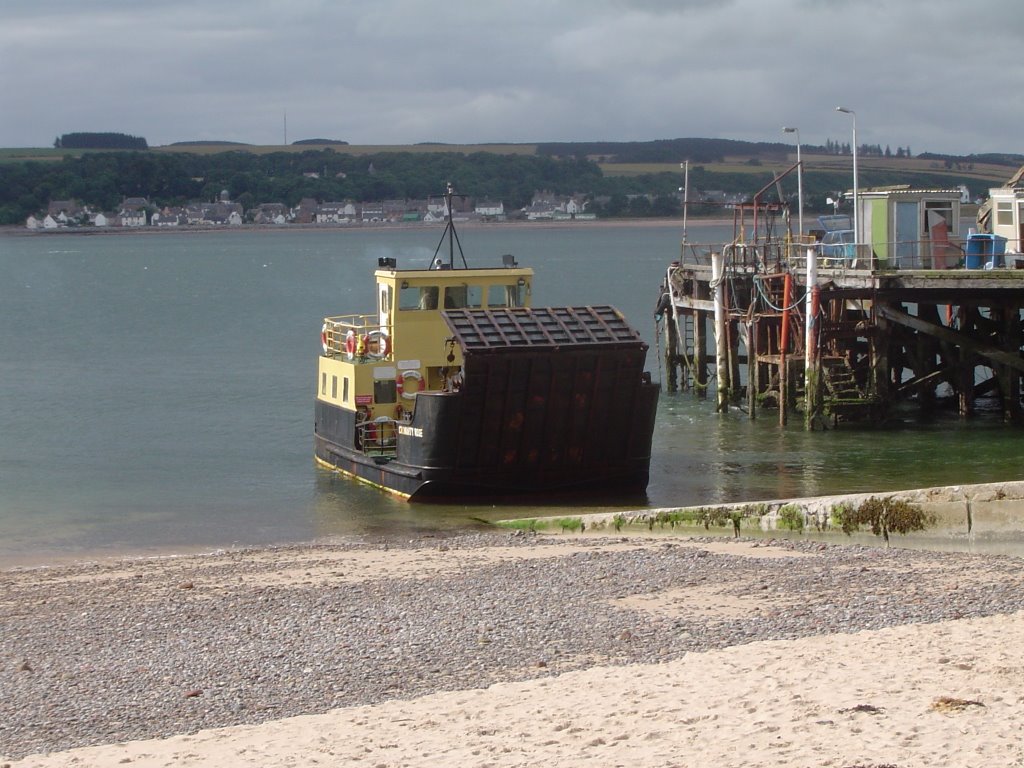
left=432, top=181, right=468, bottom=269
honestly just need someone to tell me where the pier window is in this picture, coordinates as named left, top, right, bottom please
left=997, top=202, right=1014, bottom=227
left=924, top=200, right=953, bottom=232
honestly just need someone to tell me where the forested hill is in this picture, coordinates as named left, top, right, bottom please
left=0, top=150, right=605, bottom=224
left=1, top=137, right=1018, bottom=225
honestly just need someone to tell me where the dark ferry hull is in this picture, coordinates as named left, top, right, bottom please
left=314, top=437, right=652, bottom=502
left=315, top=374, right=659, bottom=502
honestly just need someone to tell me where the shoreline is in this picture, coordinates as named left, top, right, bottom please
left=5, top=478, right=1023, bottom=572
left=4, top=531, right=1024, bottom=766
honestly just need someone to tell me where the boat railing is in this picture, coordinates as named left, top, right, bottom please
left=357, top=416, right=398, bottom=458
left=321, top=314, right=392, bottom=360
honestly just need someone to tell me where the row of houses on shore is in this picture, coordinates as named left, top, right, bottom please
left=26, top=191, right=593, bottom=230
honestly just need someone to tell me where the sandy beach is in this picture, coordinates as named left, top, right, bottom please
left=4, top=530, right=1024, bottom=767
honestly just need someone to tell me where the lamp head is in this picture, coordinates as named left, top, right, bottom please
left=836, top=106, right=853, bottom=114
left=782, top=126, right=796, bottom=133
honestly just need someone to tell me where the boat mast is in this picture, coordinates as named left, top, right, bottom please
left=681, top=160, right=689, bottom=244
left=432, top=181, right=468, bottom=269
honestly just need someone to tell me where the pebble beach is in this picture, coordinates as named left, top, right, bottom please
left=4, top=531, right=1024, bottom=766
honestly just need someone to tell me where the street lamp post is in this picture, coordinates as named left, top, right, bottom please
left=782, top=126, right=802, bottom=246
left=835, top=107, right=859, bottom=257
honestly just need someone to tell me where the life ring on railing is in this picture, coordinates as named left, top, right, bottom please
left=344, top=330, right=356, bottom=360
left=397, top=369, right=425, bottom=400
left=321, top=323, right=330, bottom=355
left=363, top=329, right=390, bottom=359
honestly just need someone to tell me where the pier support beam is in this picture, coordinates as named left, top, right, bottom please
left=664, top=306, right=679, bottom=393
left=804, top=247, right=822, bottom=429
left=747, top=319, right=758, bottom=419
left=712, top=251, right=729, bottom=412
left=694, top=297, right=708, bottom=399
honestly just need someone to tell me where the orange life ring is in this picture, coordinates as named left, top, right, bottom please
left=364, top=330, right=390, bottom=359
left=397, top=369, right=425, bottom=400
left=344, top=330, right=356, bottom=360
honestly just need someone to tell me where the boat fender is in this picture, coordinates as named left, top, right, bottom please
left=397, top=369, right=425, bottom=400
left=344, top=330, right=357, bottom=360
left=321, top=323, right=330, bottom=355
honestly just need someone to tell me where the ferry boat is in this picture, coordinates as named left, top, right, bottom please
left=314, top=188, right=659, bottom=501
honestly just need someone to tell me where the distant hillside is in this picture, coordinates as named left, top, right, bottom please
left=293, top=138, right=348, bottom=145
left=169, top=140, right=252, bottom=147
left=2, top=136, right=1018, bottom=226
left=918, top=152, right=1024, bottom=168
left=539, top=138, right=792, bottom=163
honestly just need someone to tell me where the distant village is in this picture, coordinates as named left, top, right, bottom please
left=25, top=190, right=601, bottom=230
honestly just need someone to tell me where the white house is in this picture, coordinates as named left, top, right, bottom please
left=474, top=201, right=504, bottom=218
left=984, top=186, right=1024, bottom=253
left=524, top=202, right=556, bottom=221
left=117, top=208, right=147, bottom=227
left=565, top=198, right=584, bottom=215
left=315, top=202, right=357, bottom=223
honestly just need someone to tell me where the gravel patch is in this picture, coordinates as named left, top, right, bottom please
left=2, top=531, right=1023, bottom=760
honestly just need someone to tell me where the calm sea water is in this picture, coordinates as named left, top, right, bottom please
left=2, top=223, right=1022, bottom=564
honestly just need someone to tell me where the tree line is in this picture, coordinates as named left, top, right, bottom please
left=54, top=132, right=148, bottom=150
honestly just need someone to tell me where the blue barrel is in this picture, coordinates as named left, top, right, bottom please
left=965, top=234, right=993, bottom=269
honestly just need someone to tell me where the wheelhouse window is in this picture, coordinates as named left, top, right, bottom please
left=444, top=285, right=483, bottom=309
left=488, top=283, right=527, bottom=307
left=400, top=284, right=439, bottom=311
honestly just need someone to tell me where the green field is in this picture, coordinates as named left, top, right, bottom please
left=599, top=154, right=1013, bottom=185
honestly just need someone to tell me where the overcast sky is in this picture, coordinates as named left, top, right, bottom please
left=2, top=0, right=1021, bottom=155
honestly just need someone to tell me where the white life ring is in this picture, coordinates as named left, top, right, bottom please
left=321, top=323, right=330, bottom=355
left=364, top=329, right=390, bottom=359
left=397, top=369, right=425, bottom=400
left=344, top=330, right=356, bottom=360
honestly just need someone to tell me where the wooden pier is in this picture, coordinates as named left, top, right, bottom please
left=657, top=242, right=1024, bottom=427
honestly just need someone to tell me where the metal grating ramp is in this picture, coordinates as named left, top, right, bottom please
left=442, top=306, right=644, bottom=352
